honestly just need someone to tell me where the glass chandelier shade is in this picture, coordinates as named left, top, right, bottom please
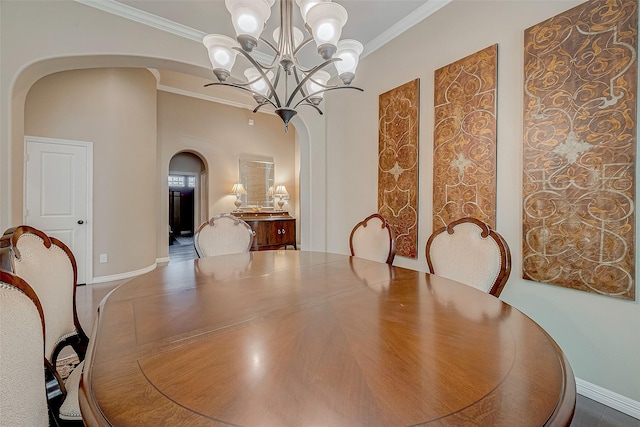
left=295, top=0, right=330, bottom=22
left=305, top=70, right=330, bottom=104
left=244, top=67, right=275, bottom=96
left=204, top=0, right=364, bottom=132
left=334, top=39, right=363, bottom=85
left=225, top=0, right=276, bottom=51
left=203, top=34, right=240, bottom=82
left=304, top=2, right=347, bottom=59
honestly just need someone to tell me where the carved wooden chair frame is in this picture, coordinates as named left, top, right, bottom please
left=349, top=213, right=396, bottom=265
left=426, top=217, right=512, bottom=297
left=194, top=213, right=255, bottom=258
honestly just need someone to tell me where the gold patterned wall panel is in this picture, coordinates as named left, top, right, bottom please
left=433, top=45, right=498, bottom=231
left=378, top=79, right=420, bottom=259
left=523, top=0, right=637, bottom=300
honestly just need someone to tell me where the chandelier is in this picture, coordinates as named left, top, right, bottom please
left=203, top=0, right=364, bottom=131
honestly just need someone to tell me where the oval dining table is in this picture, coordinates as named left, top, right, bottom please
left=78, top=251, right=575, bottom=426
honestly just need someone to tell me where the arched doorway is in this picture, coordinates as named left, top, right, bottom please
left=168, top=151, right=207, bottom=262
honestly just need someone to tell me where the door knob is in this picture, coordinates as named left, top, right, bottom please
left=77, top=220, right=84, bottom=224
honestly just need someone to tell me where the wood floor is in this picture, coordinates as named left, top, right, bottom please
left=74, top=245, right=639, bottom=427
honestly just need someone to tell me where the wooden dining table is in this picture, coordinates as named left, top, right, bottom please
left=78, top=251, right=575, bottom=426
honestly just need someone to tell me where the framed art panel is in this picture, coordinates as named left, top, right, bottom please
left=378, top=79, right=420, bottom=259
left=433, top=44, right=498, bottom=230
left=523, top=0, right=637, bottom=300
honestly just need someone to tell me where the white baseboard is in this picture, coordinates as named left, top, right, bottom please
left=576, top=378, right=640, bottom=420
left=156, top=257, right=170, bottom=264
left=91, top=262, right=157, bottom=284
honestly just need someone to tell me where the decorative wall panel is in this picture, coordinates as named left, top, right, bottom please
left=378, top=79, right=420, bottom=259
left=433, top=45, right=498, bottom=230
left=523, top=0, right=637, bottom=300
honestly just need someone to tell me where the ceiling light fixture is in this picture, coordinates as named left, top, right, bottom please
left=203, top=0, right=364, bottom=132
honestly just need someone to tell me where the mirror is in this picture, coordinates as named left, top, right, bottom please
left=239, top=158, right=275, bottom=208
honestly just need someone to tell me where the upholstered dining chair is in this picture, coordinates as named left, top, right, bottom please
left=425, top=217, right=512, bottom=297
left=194, top=213, right=255, bottom=258
left=0, top=270, right=50, bottom=426
left=349, top=213, right=396, bottom=264
left=6, top=225, right=88, bottom=423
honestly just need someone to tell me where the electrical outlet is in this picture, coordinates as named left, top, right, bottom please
left=100, top=253, right=108, bottom=263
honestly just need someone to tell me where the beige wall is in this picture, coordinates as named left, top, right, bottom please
left=1, top=0, right=327, bottom=258
left=325, top=0, right=639, bottom=403
left=22, top=70, right=297, bottom=271
left=24, top=68, right=158, bottom=277
left=157, top=90, right=297, bottom=258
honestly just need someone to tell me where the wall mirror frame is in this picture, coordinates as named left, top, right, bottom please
left=239, top=158, right=275, bottom=208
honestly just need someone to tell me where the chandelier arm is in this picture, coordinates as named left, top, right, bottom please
left=297, top=102, right=324, bottom=115
left=290, top=38, right=317, bottom=72
left=235, top=48, right=283, bottom=108
left=285, top=58, right=341, bottom=107
left=293, top=86, right=364, bottom=109
left=205, top=82, right=278, bottom=110
left=253, top=103, right=271, bottom=113
left=255, top=37, right=285, bottom=69
left=291, top=67, right=310, bottom=102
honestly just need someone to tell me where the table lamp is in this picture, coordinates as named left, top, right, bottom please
left=230, top=183, right=247, bottom=211
left=274, top=185, right=288, bottom=210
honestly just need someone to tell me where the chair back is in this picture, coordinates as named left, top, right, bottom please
left=349, top=213, right=396, bottom=264
left=426, top=217, right=511, bottom=297
left=194, top=213, right=255, bottom=258
left=0, top=270, right=49, bottom=426
left=6, top=226, right=88, bottom=363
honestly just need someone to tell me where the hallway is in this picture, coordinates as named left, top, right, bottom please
left=169, top=235, right=196, bottom=263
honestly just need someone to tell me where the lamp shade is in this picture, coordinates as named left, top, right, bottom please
left=305, top=70, right=330, bottom=100
left=272, top=26, right=304, bottom=48
left=231, top=183, right=247, bottom=194
left=305, top=2, right=347, bottom=56
left=225, top=0, right=274, bottom=49
left=274, top=185, right=288, bottom=196
left=334, top=39, right=363, bottom=76
left=244, top=67, right=275, bottom=96
left=295, top=0, right=331, bottom=23
left=203, top=34, right=240, bottom=75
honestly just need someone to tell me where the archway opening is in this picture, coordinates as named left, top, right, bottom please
left=168, top=151, right=207, bottom=263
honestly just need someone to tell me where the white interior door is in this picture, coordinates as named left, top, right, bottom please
left=24, top=136, right=92, bottom=284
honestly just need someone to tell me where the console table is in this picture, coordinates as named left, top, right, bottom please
left=232, top=211, right=297, bottom=250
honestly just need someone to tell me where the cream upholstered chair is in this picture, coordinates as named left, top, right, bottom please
left=194, top=213, right=255, bottom=258
left=0, top=270, right=49, bottom=426
left=349, top=213, right=396, bottom=264
left=426, top=217, right=512, bottom=297
left=6, top=226, right=88, bottom=423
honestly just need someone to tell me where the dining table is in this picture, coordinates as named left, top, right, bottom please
left=78, top=250, right=575, bottom=426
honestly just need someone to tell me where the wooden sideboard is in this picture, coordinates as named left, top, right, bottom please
left=231, top=211, right=297, bottom=250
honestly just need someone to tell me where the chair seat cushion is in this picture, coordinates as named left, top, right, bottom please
left=59, top=360, right=84, bottom=420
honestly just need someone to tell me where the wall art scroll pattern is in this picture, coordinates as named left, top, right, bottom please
left=433, top=44, right=498, bottom=231
left=378, top=79, right=420, bottom=259
left=523, top=0, right=637, bottom=300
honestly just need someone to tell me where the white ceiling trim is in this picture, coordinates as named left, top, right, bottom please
left=362, top=0, right=453, bottom=58
left=157, top=85, right=276, bottom=116
left=74, top=0, right=451, bottom=62
left=75, top=0, right=205, bottom=42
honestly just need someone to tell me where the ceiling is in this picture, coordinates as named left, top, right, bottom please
left=79, top=0, right=449, bottom=110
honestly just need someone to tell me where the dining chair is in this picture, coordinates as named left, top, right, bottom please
left=349, top=213, right=396, bottom=264
left=194, top=213, right=255, bottom=258
left=425, top=217, right=512, bottom=297
left=6, top=225, right=89, bottom=423
left=0, top=270, right=50, bottom=426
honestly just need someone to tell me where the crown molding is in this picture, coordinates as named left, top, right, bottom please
left=74, top=0, right=205, bottom=42
left=157, top=85, right=276, bottom=116
left=362, top=0, right=452, bottom=58
left=75, top=0, right=449, bottom=62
